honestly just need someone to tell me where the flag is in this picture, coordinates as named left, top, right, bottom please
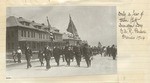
left=46, top=16, right=51, bottom=31
left=49, top=32, right=53, bottom=40
left=46, top=16, right=53, bottom=41
left=67, top=15, right=78, bottom=37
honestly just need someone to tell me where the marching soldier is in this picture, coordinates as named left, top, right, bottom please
left=70, top=45, right=74, bottom=62
left=38, top=50, right=44, bottom=66
left=82, top=43, right=91, bottom=67
left=89, top=45, right=93, bottom=66
left=103, top=46, right=107, bottom=57
left=73, top=42, right=82, bottom=67
left=64, top=43, right=72, bottom=66
left=107, top=46, right=111, bottom=57
left=25, top=46, right=32, bottom=69
left=53, top=46, right=61, bottom=66
left=61, top=46, right=65, bottom=62
left=111, top=45, right=117, bottom=60
left=43, top=46, right=52, bottom=70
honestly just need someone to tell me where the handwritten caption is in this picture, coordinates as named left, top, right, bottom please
left=118, top=10, right=146, bottom=40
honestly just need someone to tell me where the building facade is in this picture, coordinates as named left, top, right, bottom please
left=62, top=33, right=81, bottom=46
left=6, top=16, right=63, bottom=52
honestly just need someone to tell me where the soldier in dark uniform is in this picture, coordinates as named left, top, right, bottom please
left=82, top=43, right=91, bottom=67
left=111, top=45, right=117, bottom=60
left=43, top=46, right=52, bottom=69
left=89, top=45, right=93, bottom=66
left=107, top=46, right=111, bottom=57
left=53, top=46, right=61, bottom=66
left=64, top=43, right=72, bottom=66
left=73, top=42, right=82, bottom=67
left=61, top=46, right=65, bottom=62
left=98, top=46, right=102, bottom=56
left=70, top=45, right=74, bottom=62
left=38, top=50, right=44, bottom=66
left=25, top=46, right=32, bottom=69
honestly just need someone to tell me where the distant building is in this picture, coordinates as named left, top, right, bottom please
left=63, top=33, right=81, bottom=46
left=6, top=16, right=63, bottom=52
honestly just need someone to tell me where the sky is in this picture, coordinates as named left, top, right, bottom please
left=7, top=6, right=116, bottom=46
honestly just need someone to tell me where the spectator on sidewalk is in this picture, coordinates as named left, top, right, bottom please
left=38, top=50, right=44, bottom=66
left=12, top=50, right=17, bottom=63
left=16, top=47, right=22, bottom=63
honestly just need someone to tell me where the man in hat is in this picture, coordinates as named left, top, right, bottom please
left=73, top=42, right=82, bottom=67
left=82, top=43, right=91, bottom=67
left=111, top=45, right=117, bottom=60
left=16, top=47, right=22, bottom=63
left=25, top=46, right=32, bottom=69
left=53, top=46, right=61, bottom=66
left=64, top=42, right=72, bottom=66
left=43, top=46, right=52, bottom=69
left=38, top=49, right=44, bottom=66
left=107, top=46, right=111, bottom=57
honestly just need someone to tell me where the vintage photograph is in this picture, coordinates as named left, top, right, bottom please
left=6, top=6, right=117, bottom=78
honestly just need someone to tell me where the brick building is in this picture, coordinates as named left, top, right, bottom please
left=6, top=16, right=63, bottom=52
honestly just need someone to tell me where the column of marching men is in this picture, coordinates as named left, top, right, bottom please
left=12, top=42, right=117, bottom=70
left=37, top=42, right=93, bottom=70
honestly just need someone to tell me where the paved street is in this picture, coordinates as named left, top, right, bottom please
left=6, top=54, right=117, bottom=79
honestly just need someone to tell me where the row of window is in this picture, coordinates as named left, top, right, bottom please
left=39, top=33, right=52, bottom=39
left=20, top=22, right=42, bottom=29
left=21, top=30, right=53, bottom=40
left=8, top=30, right=61, bottom=41
left=21, top=30, right=36, bottom=38
left=20, top=22, right=30, bottom=26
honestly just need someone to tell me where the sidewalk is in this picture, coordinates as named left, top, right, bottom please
left=6, top=59, right=39, bottom=66
left=6, top=57, right=55, bottom=66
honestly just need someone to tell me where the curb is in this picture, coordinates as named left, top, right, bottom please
left=6, top=59, right=39, bottom=67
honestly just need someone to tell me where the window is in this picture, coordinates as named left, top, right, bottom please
left=21, top=30, right=23, bottom=37
left=34, top=32, right=35, bottom=38
left=39, top=33, right=40, bottom=38
left=31, top=31, right=33, bottom=38
left=43, top=34, right=45, bottom=39
left=24, top=30, right=26, bottom=37
left=28, top=31, right=30, bottom=37
left=40, top=34, right=42, bottom=39
left=25, top=22, right=30, bottom=26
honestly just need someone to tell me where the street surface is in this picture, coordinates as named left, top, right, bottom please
left=6, top=54, right=117, bottom=78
